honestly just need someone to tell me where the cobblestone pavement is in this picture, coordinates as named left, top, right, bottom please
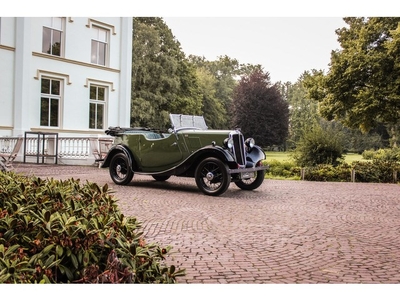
left=12, top=162, right=400, bottom=284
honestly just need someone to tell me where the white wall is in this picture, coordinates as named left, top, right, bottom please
left=0, top=17, right=16, bottom=136
left=0, top=49, right=14, bottom=135
left=0, top=17, right=132, bottom=138
left=0, top=17, right=16, bottom=46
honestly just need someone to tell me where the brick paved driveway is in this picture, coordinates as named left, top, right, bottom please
left=13, top=163, right=400, bottom=284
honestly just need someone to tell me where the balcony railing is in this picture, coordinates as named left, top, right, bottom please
left=0, top=135, right=114, bottom=165
left=0, top=137, right=20, bottom=154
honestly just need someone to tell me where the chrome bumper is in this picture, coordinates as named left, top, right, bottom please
left=228, top=165, right=269, bottom=174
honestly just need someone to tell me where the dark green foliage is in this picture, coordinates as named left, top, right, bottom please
left=0, top=172, right=185, bottom=283
left=292, top=125, right=344, bottom=167
left=300, top=161, right=399, bottom=183
left=304, top=163, right=352, bottom=182
left=131, top=17, right=202, bottom=130
left=352, top=160, right=400, bottom=183
left=304, top=17, right=400, bottom=134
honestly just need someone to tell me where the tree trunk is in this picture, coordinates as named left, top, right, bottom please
left=390, top=124, right=399, bottom=148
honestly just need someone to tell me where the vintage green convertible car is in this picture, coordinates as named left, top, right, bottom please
left=101, top=114, right=268, bottom=196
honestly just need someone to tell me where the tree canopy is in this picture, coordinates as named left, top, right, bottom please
left=131, top=17, right=202, bottom=130
left=277, top=74, right=319, bottom=149
left=188, top=55, right=243, bottom=129
left=231, top=69, right=289, bottom=147
left=304, top=17, right=400, bottom=134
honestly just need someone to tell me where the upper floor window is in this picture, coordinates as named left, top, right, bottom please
left=91, top=26, right=109, bottom=66
left=42, top=17, right=64, bottom=56
left=40, top=78, right=62, bottom=127
left=89, top=85, right=107, bottom=129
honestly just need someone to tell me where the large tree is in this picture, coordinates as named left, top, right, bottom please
left=304, top=17, right=400, bottom=146
left=188, top=55, right=241, bottom=128
left=131, top=17, right=202, bottom=130
left=278, top=74, right=320, bottom=149
left=231, top=69, right=289, bottom=147
left=195, top=66, right=227, bottom=129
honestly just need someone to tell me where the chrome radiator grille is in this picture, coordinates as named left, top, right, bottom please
left=231, top=131, right=246, bottom=167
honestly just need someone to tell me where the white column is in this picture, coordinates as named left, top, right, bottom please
left=118, top=17, right=133, bottom=127
left=13, top=17, right=31, bottom=136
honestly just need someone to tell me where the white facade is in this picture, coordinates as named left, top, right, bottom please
left=0, top=17, right=132, bottom=137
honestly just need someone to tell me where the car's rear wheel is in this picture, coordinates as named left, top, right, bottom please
left=234, top=170, right=265, bottom=190
left=152, top=175, right=171, bottom=181
left=195, top=157, right=230, bottom=196
left=109, top=153, right=134, bottom=185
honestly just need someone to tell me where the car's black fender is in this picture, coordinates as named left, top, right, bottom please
left=101, top=144, right=135, bottom=169
left=178, top=145, right=237, bottom=174
left=246, top=145, right=266, bottom=167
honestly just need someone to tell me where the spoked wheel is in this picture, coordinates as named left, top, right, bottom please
left=234, top=170, right=265, bottom=190
left=195, top=157, right=230, bottom=196
left=109, top=153, right=134, bottom=185
left=152, top=175, right=171, bottom=181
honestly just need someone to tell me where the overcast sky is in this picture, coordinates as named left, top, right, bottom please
left=7, top=1, right=389, bottom=84
left=163, top=17, right=347, bottom=83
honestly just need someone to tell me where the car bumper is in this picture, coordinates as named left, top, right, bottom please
left=228, top=165, right=269, bottom=174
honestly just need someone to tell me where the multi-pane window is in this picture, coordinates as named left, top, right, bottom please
left=91, top=26, right=108, bottom=66
left=40, top=78, right=61, bottom=127
left=42, top=17, right=63, bottom=56
left=89, top=85, right=106, bottom=129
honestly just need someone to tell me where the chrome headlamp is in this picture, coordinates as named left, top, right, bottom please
left=224, top=137, right=234, bottom=149
left=245, top=138, right=255, bottom=149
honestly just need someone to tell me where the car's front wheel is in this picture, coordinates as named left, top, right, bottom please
left=234, top=170, right=265, bottom=190
left=195, top=157, right=231, bottom=196
left=109, top=153, right=134, bottom=185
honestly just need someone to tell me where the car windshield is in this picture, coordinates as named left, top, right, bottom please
left=170, top=114, right=208, bottom=130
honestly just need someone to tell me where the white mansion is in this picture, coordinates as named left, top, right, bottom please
left=0, top=17, right=133, bottom=164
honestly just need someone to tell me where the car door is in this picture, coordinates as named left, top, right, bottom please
left=138, top=133, right=183, bottom=170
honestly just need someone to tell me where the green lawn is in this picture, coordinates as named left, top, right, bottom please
left=265, top=151, right=366, bottom=164
left=265, top=151, right=293, bottom=162
left=343, top=153, right=368, bottom=163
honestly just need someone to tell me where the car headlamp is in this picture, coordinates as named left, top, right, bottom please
left=224, top=137, right=234, bottom=149
left=245, top=138, right=255, bottom=149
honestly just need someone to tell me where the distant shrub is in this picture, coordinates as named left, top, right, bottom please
left=362, top=148, right=400, bottom=162
left=304, top=163, right=352, bottom=182
left=361, top=149, right=375, bottom=160
left=300, top=161, right=400, bottom=183
left=352, top=160, right=400, bottom=183
left=265, top=159, right=301, bottom=179
left=292, top=126, right=344, bottom=167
